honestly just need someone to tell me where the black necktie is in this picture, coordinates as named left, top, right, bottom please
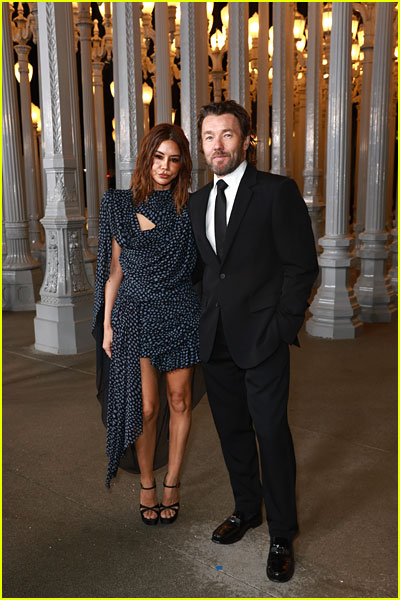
left=215, top=179, right=228, bottom=259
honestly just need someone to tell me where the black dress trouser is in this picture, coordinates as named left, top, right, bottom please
left=203, top=317, right=299, bottom=540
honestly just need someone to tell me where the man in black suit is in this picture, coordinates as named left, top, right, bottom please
left=188, top=100, right=318, bottom=583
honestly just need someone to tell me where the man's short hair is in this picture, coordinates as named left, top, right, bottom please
left=197, top=100, right=251, bottom=144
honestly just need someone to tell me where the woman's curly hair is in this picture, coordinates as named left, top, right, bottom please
left=130, top=123, right=192, bottom=214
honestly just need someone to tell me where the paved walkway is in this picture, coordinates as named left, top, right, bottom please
left=2, top=310, right=398, bottom=598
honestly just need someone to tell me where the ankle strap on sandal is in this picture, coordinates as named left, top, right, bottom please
left=163, top=474, right=180, bottom=489
left=140, top=481, right=156, bottom=490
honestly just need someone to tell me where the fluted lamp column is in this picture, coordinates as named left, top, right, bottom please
left=180, top=2, right=209, bottom=191
left=271, top=2, right=294, bottom=177
left=228, top=2, right=249, bottom=112
left=155, top=2, right=172, bottom=123
left=307, top=3, right=362, bottom=339
left=91, top=2, right=113, bottom=199
left=113, top=2, right=144, bottom=189
left=92, top=57, right=107, bottom=199
left=12, top=4, right=43, bottom=257
left=353, top=4, right=375, bottom=257
left=2, top=2, right=41, bottom=311
left=256, top=2, right=269, bottom=171
left=77, top=3, right=99, bottom=250
left=303, top=2, right=324, bottom=251
left=354, top=2, right=396, bottom=321
left=34, top=2, right=94, bottom=354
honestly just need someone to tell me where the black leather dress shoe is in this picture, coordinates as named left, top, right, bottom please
left=211, top=511, right=262, bottom=545
left=266, top=537, right=295, bottom=582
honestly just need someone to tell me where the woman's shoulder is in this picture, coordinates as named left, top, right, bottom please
left=101, top=188, right=133, bottom=207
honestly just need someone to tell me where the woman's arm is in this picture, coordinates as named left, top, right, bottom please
left=103, top=237, right=123, bottom=358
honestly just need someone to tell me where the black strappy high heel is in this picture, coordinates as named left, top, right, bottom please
left=159, top=474, right=180, bottom=525
left=139, top=481, right=159, bottom=526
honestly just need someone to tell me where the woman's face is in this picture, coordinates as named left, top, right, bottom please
left=150, top=140, right=182, bottom=190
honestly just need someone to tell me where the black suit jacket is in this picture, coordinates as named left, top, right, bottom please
left=188, top=164, right=319, bottom=369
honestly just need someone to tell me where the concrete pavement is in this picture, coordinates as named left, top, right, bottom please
left=2, top=310, right=397, bottom=598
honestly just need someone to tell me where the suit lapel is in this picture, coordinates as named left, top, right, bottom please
left=221, top=164, right=257, bottom=264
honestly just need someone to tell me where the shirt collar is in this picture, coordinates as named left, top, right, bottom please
left=213, top=160, right=247, bottom=190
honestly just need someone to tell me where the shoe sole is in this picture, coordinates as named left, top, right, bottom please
left=266, top=569, right=295, bottom=583
left=211, top=517, right=262, bottom=544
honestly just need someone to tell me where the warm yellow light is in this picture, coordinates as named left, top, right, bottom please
left=268, top=67, right=273, bottom=81
left=98, top=2, right=112, bottom=17
left=248, top=35, right=253, bottom=50
left=395, top=46, right=398, bottom=60
left=112, top=118, right=115, bottom=130
left=31, top=103, right=41, bottom=125
left=142, top=2, right=154, bottom=16
left=110, top=81, right=114, bottom=98
left=323, top=73, right=329, bottom=79
left=360, top=51, right=364, bottom=61
left=248, top=12, right=259, bottom=39
left=351, top=41, right=360, bottom=62
left=357, top=27, right=364, bottom=47
left=297, top=72, right=303, bottom=80
left=293, top=12, right=306, bottom=40
left=36, top=119, right=41, bottom=133
left=14, top=62, right=33, bottom=83
left=268, top=38, right=273, bottom=58
left=322, top=58, right=328, bottom=66
left=207, top=2, right=213, bottom=32
left=296, top=35, right=306, bottom=53
left=210, top=32, right=216, bottom=51
left=220, top=5, right=229, bottom=30
left=269, top=25, right=273, bottom=41
left=168, top=0, right=179, bottom=24
left=142, top=82, right=153, bottom=105
left=210, top=28, right=225, bottom=52
left=322, top=4, right=332, bottom=33
left=72, top=2, right=78, bottom=9
left=351, top=14, right=359, bottom=40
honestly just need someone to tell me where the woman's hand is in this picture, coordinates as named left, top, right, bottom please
left=103, top=325, right=113, bottom=358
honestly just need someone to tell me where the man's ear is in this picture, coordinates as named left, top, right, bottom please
left=243, top=136, right=250, bottom=151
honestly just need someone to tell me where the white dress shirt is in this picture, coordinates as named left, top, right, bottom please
left=205, top=160, right=248, bottom=253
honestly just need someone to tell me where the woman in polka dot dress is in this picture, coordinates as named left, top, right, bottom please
left=93, top=124, right=201, bottom=525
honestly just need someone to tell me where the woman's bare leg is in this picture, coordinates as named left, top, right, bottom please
left=135, top=357, right=160, bottom=520
left=161, top=366, right=194, bottom=518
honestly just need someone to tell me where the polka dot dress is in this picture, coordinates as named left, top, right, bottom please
left=93, top=189, right=200, bottom=487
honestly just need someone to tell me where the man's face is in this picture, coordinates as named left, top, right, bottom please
left=201, top=113, right=250, bottom=176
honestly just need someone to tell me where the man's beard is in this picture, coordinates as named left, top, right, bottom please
left=207, top=150, right=243, bottom=176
